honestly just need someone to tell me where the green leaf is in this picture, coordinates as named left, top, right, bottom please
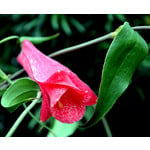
left=60, top=15, right=72, bottom=36
left=1, top=78, right=40, bottom=112
left=82, top=22, right=148, bottom=128
left=51, top=14, right=60, bottom=31
left=70, top=17, right=86, bottom=33
left=47, top=119, right=78, bottom=137
left=0, top=88, right=6, bottom=97
left=19, top=33, right=59, bottom=45
left=83, top=105, right=94, bottom=122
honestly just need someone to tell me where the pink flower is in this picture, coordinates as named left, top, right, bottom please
left=17, top=40, right=97, bottom=123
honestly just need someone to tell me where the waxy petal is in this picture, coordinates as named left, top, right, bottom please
left=39, top=86, right=51, bottom=122
left=17, top=40, right=69, bottom=82
left=51, top=89, right=86, bottom=123
left=44, top=84, right=68, bottom=107
left=68, top=72, right=97, bottom=105
left=47, top=70, right=79, bottom=89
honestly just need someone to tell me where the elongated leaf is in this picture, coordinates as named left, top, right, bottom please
left=60, top=15, right=72, bottom=36
left=1, top=78, right=40, bottom=112
left=82, top=22, right=148, bottom=128
left=47, top=119, right=78, bottom=137
left=19, top=33, right=59, bottom=45
left=51, top=14, right=60, bottom=31
left=70, top=17, right=86, bottom=33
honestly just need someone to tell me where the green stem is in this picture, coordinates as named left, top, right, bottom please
left=49, top=33, right=113, bottom=57
left=5, top=92, right=41, bottom=137
left=0, top=35, right=19, bottom=44
left=23, top=104, right=56, bottom=137
left=0, top=68, right=13, bottom=85
left=102, top=117, right=112, bottom=137
left=132, top=26, right=150, bottom=30
left=4, top=77, right=13, bottom=85
left=9, top=69, right=24, bottom=80
left=0, top=69, right=24, bottom=88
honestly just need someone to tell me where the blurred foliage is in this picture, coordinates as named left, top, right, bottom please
left=1, top=14, right=150, bottom=137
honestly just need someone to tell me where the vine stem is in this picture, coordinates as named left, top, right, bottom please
left=132, top=26, right=150, bottom=30
left=3, top=77, right=13, bottom=85
left=0, top=35, right=19, bottom=44
left=0, top=68, right=13, bottom=86
left=23, top=103, right=56, bottom=137
left=5, top=92, right=41, bottom=137
left=102, top=117, right=112, bottom=137
left=49, top=32, right=113, bottom=57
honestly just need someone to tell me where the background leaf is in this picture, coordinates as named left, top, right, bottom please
left=82, top=22, right=148, bottom=128
left=51, top=14, right=60, bottom=31
left=47, top=119, right=79, bottom=137
left=60, top=15, right=72, bottom=36
left=1, top=78, right=40, bottom=112
left=19, top=33, right=59, bottom=45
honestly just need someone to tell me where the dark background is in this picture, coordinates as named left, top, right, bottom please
left=0, top=14, right=150, bottom=137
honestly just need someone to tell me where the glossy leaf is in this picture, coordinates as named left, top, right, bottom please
left=1, top=78, right=40, bottom=112
left=19, top=33, right=59, bottom=45
left=82, top=22, right=148, bottom=128
left=47, top=119, right=78, bottom=137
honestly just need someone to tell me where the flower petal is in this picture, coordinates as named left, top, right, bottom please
left=47, top=70, right=79, bottom=89
left=68, top=71, right=97, bottom=105
left=51, top=89, right=86, bottom=123
left=39, top=86, right=51, bottom=122
left=17, top=40, right=69, bottom=82
left=43, top=84, right=68, bottom=107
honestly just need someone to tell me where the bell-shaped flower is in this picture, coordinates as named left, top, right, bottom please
left=17, top=40, right=97, bottom=123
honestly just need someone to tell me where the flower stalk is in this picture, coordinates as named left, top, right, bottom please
left=0, top=35, right=19, bottom=44
left=102, top=117, right=112, bottom=137
left=0, top=68, right=13, bottom=85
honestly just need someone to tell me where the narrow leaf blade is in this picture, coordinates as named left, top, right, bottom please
left=82, top=22, right=148, bottom=128
left=19, top=33, right=59, bottom=45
